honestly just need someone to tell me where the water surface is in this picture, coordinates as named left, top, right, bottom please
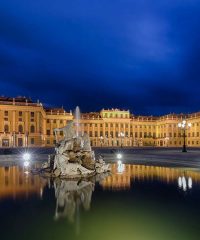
left=0, top=163, right=200, bottom=240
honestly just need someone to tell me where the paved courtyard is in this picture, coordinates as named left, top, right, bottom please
left=95, top=147, right=200, bottom=168
left=0, top=147, right=200, bottom=168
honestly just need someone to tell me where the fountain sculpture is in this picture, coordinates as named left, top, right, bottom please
left=41, top=107, right=110, bottom=178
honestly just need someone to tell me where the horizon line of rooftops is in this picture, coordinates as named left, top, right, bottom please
left=0, top=95, right=200, bottom=120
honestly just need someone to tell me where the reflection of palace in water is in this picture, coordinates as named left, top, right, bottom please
left=100, top=164, right=200, bottom=190
left=0, top=166, right=47, bottom=199
left=1, top=163, right=200, bottom=201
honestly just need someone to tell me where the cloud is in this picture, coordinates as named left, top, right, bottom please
left=0, top=0, right=200, bottom=115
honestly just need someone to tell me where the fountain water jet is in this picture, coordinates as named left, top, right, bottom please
left=74, top=106, right=81, bottom=137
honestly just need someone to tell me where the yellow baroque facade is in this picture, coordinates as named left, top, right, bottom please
left=0, top=96, right=200, bottom=148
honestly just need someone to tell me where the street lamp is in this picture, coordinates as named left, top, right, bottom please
left=178, top=120, right=191, bottom=152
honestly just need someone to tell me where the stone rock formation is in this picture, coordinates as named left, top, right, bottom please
left=41, top=121, right=110, bottom=178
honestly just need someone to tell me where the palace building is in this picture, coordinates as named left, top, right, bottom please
left=0, top=96, right=200, bottom=148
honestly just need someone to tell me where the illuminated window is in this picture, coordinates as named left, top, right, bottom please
left=2, top=139, right=9, bottom=147
left=18, top=125, right=23, bottom=133
left=46, top=130, right=50, bottom=135
left=30, top=125, right=35, bottom=133
left=4, top=125, right=9, bottom=133
left=135, top=132, right=138, bottom=138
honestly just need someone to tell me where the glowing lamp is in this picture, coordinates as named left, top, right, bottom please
left=23, top=153, right=31, bottom=161
left=116, top=153, right=122, bottom=159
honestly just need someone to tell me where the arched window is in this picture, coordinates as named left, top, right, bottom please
left=30, top=125, right=35, bottom=133
left=4, top=125, right=9, bottom=133
left=18, top=125, right=23, bottom=133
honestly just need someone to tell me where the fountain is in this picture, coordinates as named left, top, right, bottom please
left=74, top=106, right=81, bottom=137
left=39, top=107, right=110, bottom=178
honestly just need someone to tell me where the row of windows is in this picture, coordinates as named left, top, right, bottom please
left=46, top=130, right=153, bottom=138
left=4, top=118, right=36, bottom=123
left=4, top=125, right=36, bottom=133
left=158, top=132, right=200, bottom=138
left=167, top=141, right=200, bottom=145
left=1, top=138, right=35, bottom=147
left=82, top=123, right=157, bottom=129
left=46, top=119, right=65, bottom=124
left=4, top=111, right=35, bottom=117
left=103, top=113, right=129, bottom=118
left=46, top=130, right=63, bottom=136
left=81, top=123, right=200, bottom=129
left=45, top=129, right=200, bottom=138
left=158, top=123, right=200, bottom=128
left=71, top=131, right=157, bottom=138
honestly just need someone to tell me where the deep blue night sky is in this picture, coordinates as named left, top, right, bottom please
left=1, top=0, right=200, bottom=115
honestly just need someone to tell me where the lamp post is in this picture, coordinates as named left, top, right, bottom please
left=178, top=120, right=191, bottom=152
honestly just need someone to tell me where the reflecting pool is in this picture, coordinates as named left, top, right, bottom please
left=1, top=163, right=200, bottom=240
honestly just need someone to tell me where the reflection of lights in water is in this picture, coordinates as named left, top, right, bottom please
left=182, top=176, right=187, bottom=191
left=116, top=153, right=122, bottom=159
left=40, top=187, right=43, bottom=199
left=24, top=171, right=29, bottom=175
left=188, top=177, right=192, bottom=189
left=23, top=153, right=31, bottom=161
left=117, top=160, right=122, bottom=165
left=117, top=161, right=124, bottom=173
left=178, top=176, right=193, bottom=191
left=178, top=177, right=182, bottom=188
left=23, top=161, right=30, bottom=167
